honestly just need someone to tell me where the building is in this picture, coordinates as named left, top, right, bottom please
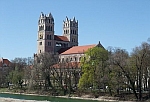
left=35, top=12, right=104, bottom=88
left=37, top=12, right=78, bottom=55
left=0, top=58, right=11, bottom=67
left=36, top=12, right=104, bottom=62
left=0, top=58, right=12, bottom=87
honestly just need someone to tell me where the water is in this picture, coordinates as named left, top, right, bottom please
left=0, top=93, right=100, bottom=102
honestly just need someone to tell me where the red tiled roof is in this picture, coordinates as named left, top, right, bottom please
left=60, top=44, right=96, bottom=55
left=54, top=35, right=69, bottom=42
left=52, top=62, right=80, bottom=69
left=0, top=58, right=11, bottom=67
left=57, top=47, right=71, bottom=54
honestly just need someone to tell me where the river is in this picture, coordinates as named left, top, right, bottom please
left=0, top=93, right=104, bottom=102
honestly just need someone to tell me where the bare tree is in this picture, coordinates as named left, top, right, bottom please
left=131, top=42, right=150, bottom=100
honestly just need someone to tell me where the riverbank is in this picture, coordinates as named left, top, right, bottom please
left=0, top=97, right=49, bottom=102
left=0, top=97, right=134, bottom=102
left=0, top=92, right=137, bottom=102
left=0, top=92, right=150, bottom=102
left=56, top=95, right=137, bottom=102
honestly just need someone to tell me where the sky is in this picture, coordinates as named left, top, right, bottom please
left=0, top=0, right=150, bottom=60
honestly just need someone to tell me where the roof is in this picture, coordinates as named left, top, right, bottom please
left=57, top=47, right=71, bottom=54
left=60, top=44, right=97, bottom=55
left=54, top=35, right=69, bottom=42
left=52, top=62, right=80, bottom=69
left=0, top=58, right=11, bottom=67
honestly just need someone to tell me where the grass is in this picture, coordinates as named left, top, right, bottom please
left=0, top=88, right=9, bottom=92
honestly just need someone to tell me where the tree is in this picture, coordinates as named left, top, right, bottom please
left=110, top=48, right=138, bottom=99
left=78, top=47, right=108, bottom=91
left=130, top=42, right=150, bottom=100
left=29, top=52, right=57, bottom=91
left=8, top=57, right=29, bottom=89
left=8, top=66, right=24, bottom=88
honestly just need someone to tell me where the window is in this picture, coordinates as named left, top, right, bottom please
left=62, top=58, right=64, bottom=62
left=73, top=30, right=74, bottom=34
left=49, top=35, right=50, bottom=39
left=39, top=42, right=42, bottom=45
left=47, top=35, right=51, bottom=40
left=51, top=26, right=52, bottom=31
left=66, top=58, right=69, bottom=62
left=48, top=26, right=50, bottom=31
left=39, top=34, right=43, bottom=39
left=47, top=35, right=49, bottom=39
left=75, top=57, right=77, bottom=61
left=48, top=42, right=51, bottom=46
left=40, top=50, right=41, bottom=53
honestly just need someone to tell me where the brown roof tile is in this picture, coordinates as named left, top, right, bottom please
left=0, top=58, right=11, bottom=67
left=54, top=35, right=69, bottom=42
left=61, top=44, right=96, bottom=55
left=57, top=47, right=71, bottom=54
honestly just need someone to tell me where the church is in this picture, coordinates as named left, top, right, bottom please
left=36, top=12, right=103, bottom=63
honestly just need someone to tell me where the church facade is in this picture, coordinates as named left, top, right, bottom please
left=37, top=12, right=78, bottom=55
left=36, top=12, right=103, bottom=63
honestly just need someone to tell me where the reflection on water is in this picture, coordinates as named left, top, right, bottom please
left=0, top=93, right=99, bottom=102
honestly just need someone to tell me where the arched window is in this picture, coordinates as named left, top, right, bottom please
left=73, top=30, right=74, bottom=34
left=39, top=42, right=42, bottom=45
left=48, top=42, right=51, bottom=46
left=48, top=26, right=50, bottom=31
left=42, top=25, right=44, bottom=30
left=74, top=57, right=77, bottom=61
left=62, top=58, right=64, bottom=62
left=51, top=26, right=52, bottom=31
left=47, top=35, right=49, bottom=39
left=66, top=58, right=69, bottom=62
left=50, top=35, right=51, bottom=40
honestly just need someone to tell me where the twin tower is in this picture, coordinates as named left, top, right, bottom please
left=37, top=12, right=78, bottom=54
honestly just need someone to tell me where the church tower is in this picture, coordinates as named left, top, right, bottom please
left=63, top=17, right=78, bottom=46
left=37, top=12, right=55, bottom=54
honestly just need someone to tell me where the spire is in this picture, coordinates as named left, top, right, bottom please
left=48, top=12, right=53, bottom=18
left=99, top=41, right=100, bottom=45
left=66, top=16, right=68, bottom=21
left=40, top=12, right=44, bottom=18
left=73, top=16, right=75, bottom=21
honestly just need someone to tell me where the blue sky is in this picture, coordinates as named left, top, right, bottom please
left=0, top=0, right=150, bottom=60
